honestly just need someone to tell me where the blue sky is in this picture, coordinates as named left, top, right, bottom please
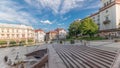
left=0, top=0, right=101, bottom=31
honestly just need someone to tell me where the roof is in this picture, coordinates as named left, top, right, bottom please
left=46, top=31, right=58, bottom=34
left=0, top=23, right=33, bottom=29
left=46, top=28, right=66, bottom=34
left=35, top=29, right=45, bottom=33
left=89, top=12, right=99, bottom=17
left=55, top=28, right=64, bottom=31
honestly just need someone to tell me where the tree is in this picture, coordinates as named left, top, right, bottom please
left=80, top=18, right=98, bottom=37
left=68, top=20, right=81, bottom=38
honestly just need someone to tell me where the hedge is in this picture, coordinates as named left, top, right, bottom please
left=0, top=41, right=7, bottom=45
left=10, top=41, right=16, bottom=44
left=28, top=39, right=34, bottom=42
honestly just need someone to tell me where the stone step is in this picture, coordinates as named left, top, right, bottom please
left=61, top=49, right=87, bottom=68
left=59, top=51, right=77, bottom=68
left=56, top=50, right=72, bottom=68
left=71, top=47, right=115, bottom=62
left=67, top=48, right=111, bottom=68
left=69, top=46, right=116, bottom=59
left=53, top=45, right=118, bottom=68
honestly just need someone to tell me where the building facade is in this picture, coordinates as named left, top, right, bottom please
left=45, top=31, right=58, bottom=42
left=45, top=28, right=67, bottom=42
left=35, top=29, right=46, bottom=43
left=89, top=0, right=120, bottom=38
left=0, top=23, right=34, bottom=41
left=55, top=28, right=67, bottom=40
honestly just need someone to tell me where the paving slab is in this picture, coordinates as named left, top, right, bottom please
left=48, top=44, right=66, bottom=68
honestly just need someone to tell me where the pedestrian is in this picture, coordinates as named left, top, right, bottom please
left=20, top=63, right=24, bottom=68
left=4, top=56, right=8, bottom=62
left=7, top=59, right=12, bottom=65
left=15, top=52, right=19, bottom=60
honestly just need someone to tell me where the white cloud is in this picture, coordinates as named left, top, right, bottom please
left=40, top=20, right=52, bottom=24
left=83, top=0, right=101, bottom=10
left=60, top=0, right=84, bottom=14
left=25, top=0, right=84, bottom=14
left=25, top=0, right=61, bottom=14
left=0, top=0, right=38, bottom=25
left=24, top=0, right=100, bottom=15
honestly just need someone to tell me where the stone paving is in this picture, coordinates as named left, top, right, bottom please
left=48, top=44, right=66, bottom=68
left=89, top=41, right=120, bottom=52
left=0, top=44, right=47, bottom=68
left=1, top=40, right=120, bottom=68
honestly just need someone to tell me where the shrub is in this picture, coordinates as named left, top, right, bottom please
left=19, top=40, right=26, bottom=46
left=28, top=39, right=33, bottom=42
left=70, top=40, right=75, bottom=44
left=21, top=40, right=26, bottom=43
left=0, top=41, right=7, bottom=45
left=50, top=41, right=53, bottom=44
left=10, top=41, right=16, bottom=44
left=9, top=44, right=18, bottom=47
left=60, top=41, right=63, bottom=44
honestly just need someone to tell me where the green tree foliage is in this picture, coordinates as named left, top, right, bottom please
left=68, top=20, right=81, bottom=37
left=68, top=18, right=98, bottom=38
left=80, top=18, right=98, bottom=37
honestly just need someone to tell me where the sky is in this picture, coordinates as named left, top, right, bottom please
left=0, top=0, right=101, bottom=31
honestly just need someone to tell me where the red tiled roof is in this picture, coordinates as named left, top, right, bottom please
left=35, top=29, right=44, bottom=33
left=46, top=28, right=66, bottom=34
left=50, top=31, right=58, bottom=34
left=46, top=31, right=58, bottom=34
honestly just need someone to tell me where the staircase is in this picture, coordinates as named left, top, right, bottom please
left=53, top=45, right=119, bottom=68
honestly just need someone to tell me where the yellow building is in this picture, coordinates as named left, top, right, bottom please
left=0, top=23, right=34, bottom=42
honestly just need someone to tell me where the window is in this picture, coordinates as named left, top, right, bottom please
left=7, top=29, right=9, bottom=32
left=7, top=34, right=9, bottom=37
left=110, top=0, right=112, bottom=3
left=12, top=29, right=14, bottom=33
left=104, top=3, right=106, bottom=6
left=22, top=34, right=25, bottom=38
left=106, top=16, right=109, bottom=20
left=98, top=19, right=99, bottom=21
left=17, top=34, right=19, bottom=37
left=2, top=29, right=4, bottom=32
left=98, top=15, right=100, bottom=17
left=106, top=10, right=108, bottom=13
left=1, top=34, right=4, bottom=36
left=12, top=34, right=14, bottom=37
left=16, top=30, right=18, bottom=33
left=107, top=2, right=109, bottom=5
